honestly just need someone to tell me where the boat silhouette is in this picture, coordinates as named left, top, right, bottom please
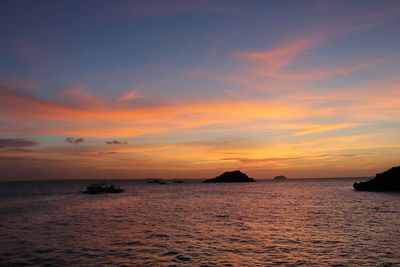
left=82, top=183, right=124, bottom=194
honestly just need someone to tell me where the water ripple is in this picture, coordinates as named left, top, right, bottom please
left=1, top=179, right=399, bottom=266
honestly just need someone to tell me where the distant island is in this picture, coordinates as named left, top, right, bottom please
left=147, top=179, right=166, bottom=185
left=274, top=175, right=287, bottom=180
left=353, top=166, right=400, bottom=191
left=203, top=170, right=255, bottom=183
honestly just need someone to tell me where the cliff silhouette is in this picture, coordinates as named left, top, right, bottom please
left=203, top=170, right=255, bottom=183
left=354, top=166, right=400, bottom=191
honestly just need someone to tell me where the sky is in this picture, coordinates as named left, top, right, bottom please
left=1, top=0, right=400, bottom=181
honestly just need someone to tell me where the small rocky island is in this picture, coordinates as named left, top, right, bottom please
left=353, top=166, right=400, bottom=191
left=203, top=170, right=255, bottom=183
left=147, top=179, right=166, bottom=184
left=274, top=175, right=287, bottom=180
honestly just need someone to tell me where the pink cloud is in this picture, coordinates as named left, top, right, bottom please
left=235, top=37, right=385, bottom=81
left=60, top=86, right=103, bottom=107
left=236, top=38, right=319, bottom=69
left=189, top=5, right=397, bottom=88
left=117, top=89, right=146, bottom=102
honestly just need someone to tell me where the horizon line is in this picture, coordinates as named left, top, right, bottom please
left=0, top=176, right=372, bottom=183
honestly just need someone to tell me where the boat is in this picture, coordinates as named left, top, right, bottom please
left=82, top=183, right=124, bottom=194
left=147, top=179, right=166, bottom=184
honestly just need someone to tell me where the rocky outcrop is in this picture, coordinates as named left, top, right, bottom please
left=353, top=166, right=400, bottom=191
left=203, top=170, right=255, bottom=183
left=274, top=175, right=287, bottom=180
left=147, top=179, right=166, bottom=184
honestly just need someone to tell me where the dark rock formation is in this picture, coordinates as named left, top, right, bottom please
left=353, top=166, right=400, bottom=191
left=274, top=175, right=287, bottom=180
left=147, top=179, right=166, bottom=184
left=203, top=170, right=255, bottom=183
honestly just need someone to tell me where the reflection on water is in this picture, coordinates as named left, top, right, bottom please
left=0, top=179, right=399, bottom=266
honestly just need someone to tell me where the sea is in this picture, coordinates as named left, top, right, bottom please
left=0, top=178, right=399, bottom=266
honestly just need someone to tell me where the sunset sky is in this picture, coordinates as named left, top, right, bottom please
left=1, top=0, right=400, bottom=180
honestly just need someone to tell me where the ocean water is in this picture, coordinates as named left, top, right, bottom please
left=0, top=179, right=399, bottom=266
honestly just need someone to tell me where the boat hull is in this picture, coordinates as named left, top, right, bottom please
left=82, top=189, right=124, bottom=194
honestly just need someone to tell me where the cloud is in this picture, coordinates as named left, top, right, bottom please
left=291, top=123, right=362, bottom=137
left=236, top=38, right=319, bottom=69
left=60, top=86, right=104, bottom=108
left=222, top=157, right=299, bottom=163
left=0, top=87, right=320, bottom=137
left=117, top=89, right=146, bottom=102
left=306, top=153, right=370, bottom=159
left=223, top=89, right=238, bottom=96
left=0, top=156, right=29, bottom=161
left=190, top=5, right=396, bottom=88
left=0, top=155, right=66, bottom=163
left=99, top=151, right=119, bottom=155
left=1, top=79, right=398, bottom=142
left=0, top=138, right=39, bottom=149
left=222, top=153, right=370, bottom=163
left=106, top=140, right=127, bottom=145
left=235, top=37, right=386, bottom=81
left=0, top=79, right=39, bottom=91
left=65, top=137, right=85, bottom=145
left=189, top=40, right=383, bottom=91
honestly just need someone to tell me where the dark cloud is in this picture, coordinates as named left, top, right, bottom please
left=0, top=156, right=64, bottom=162
left=0, top=138, right=39, bottom=149
left=0, top=156, right=28, bottom=160
left=4, top=148, right=34, bottom=153
left=65, top=137, right=85, bottom=145
left=106, top=140, right=127, bottom=145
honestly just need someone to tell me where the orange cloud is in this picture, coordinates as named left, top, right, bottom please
left=0, top=88, right=322, bottom=137
left=222, top=157, right=298, bottom=163
left=291, top=123, right=362, bottom=136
